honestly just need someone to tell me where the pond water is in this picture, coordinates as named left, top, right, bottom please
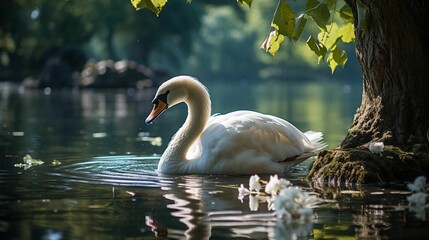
left=0, top=80, right=428, bottom=239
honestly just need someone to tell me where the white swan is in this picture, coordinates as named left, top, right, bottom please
left=146, top=76, right=326, bottom=175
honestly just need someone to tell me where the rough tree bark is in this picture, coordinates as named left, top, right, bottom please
left=307, top=0, right=429, bottom=184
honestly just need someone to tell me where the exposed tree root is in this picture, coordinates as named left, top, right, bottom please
left=307, top=143, right=429, bottom=185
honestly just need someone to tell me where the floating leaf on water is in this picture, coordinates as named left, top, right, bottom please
left=52, top=159, right=62, bottom=166
left=17, top=154, right=44, bottom=169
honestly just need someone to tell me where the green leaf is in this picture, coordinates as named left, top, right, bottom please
left=324, top=0, right=337, bottom=9
left=272, top=0, right=296, bottom=38
left=339, top=22, right=355, bottom=43
left=328, top=46, right=347, bottom=73
left=237, top=0, right=253, bottom=8
left=318, top=22, right=339, bottom=50
left=292, top=14, right=308, bottom=41
left=261, top=31, right=285, bottom=56
left=357, top=0, right=369, bottom=30
left=260, top=0, right=295, bottom=56
left=306, top=0, right=330, bottom=31
left=339, top=4, right=354, bottom=23
left=130, top=0, right=168, bottom=16
left=306, top=35, right=327, bottom=63
left=333, top=47, right=347, bottom=67
left=318, top=22, right=354, bottom=50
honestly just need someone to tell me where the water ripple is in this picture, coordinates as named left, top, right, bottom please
left=47, top=155, right=173, bottom=188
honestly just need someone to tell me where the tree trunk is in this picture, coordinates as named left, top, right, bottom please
left=342, top=0, right=429, bottom=148
left=307, top=0, right=429, bottom=184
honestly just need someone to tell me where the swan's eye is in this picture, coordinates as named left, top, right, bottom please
left=155, top=90, right=170, bottom=104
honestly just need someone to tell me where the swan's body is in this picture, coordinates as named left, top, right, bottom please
left=146, top=76, right=326, bottom=175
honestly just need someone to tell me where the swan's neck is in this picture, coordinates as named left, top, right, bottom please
left=158, top=89, right=211, bottom=172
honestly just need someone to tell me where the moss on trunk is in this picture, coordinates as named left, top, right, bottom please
left=307, top=144, right=429, bottom=185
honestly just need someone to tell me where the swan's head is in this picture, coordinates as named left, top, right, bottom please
left=145, top=75, right=207, bottom=125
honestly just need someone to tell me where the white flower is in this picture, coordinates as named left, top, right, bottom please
left=238, top=184, right=250, bottom=201
left=266, top=195, right=275, bottom=211
left=249, top=174, right=262, bottom=192
left=407, top=176, right=427, bottom=193
left=249, top=195, right=260, bottom=211
left=369, top=142, right=384, bottom=154
left=265, top=175, right=291, bottom=195
left=274, top=187, right=318, bottom=221
left=274, top=187, right=301, bottom=216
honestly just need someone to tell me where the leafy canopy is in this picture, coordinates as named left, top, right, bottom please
left=130, top=0, right=362, bottom=73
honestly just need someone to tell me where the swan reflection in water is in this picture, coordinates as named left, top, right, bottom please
left=145, top=175, right=313, bottom=240
left=51, top=155, right=311, bottom=239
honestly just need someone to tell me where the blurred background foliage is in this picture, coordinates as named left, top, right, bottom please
left=0, top=0, right=361, bottom=84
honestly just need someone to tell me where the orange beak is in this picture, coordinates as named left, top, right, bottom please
left=145, top=98, right=168, bottom=125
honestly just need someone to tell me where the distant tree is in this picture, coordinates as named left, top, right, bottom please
left=0, top=0, right=236, bottom=81
left=133, top=0, right=429, bottom=183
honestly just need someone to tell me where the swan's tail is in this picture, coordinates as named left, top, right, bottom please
left=283, top=131, right=327, bottom=162
left=304, top=131, right=328, bottom=151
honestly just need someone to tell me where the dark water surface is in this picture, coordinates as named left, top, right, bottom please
left=1, top=81, right=427, bottom=239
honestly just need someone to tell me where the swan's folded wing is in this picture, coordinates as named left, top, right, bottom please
left=199, top=110, right=309, bottom=162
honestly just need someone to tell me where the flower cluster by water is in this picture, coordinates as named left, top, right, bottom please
left=238, top=174, right=320, bottom=223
